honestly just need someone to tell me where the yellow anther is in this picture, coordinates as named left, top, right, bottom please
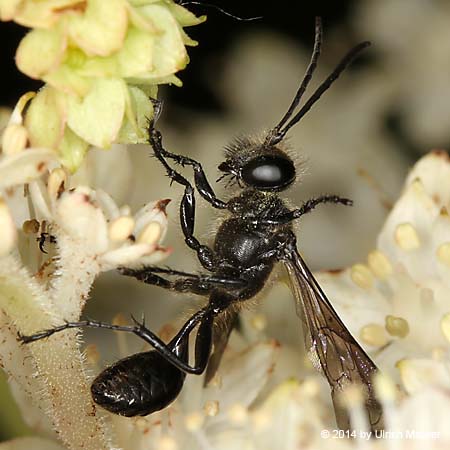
left=440, top=313, right=450, bottom=344
left=301, top=378, right=321, bottom=398
left=207, top=372, right=222, bottom=388
left=360, top=324, right=388, bottom=347
left=0, top=198, right=16, bottom=256
left=112, top=313, right=128, bottom=327
left=157, top=436, right=178, bottom=450
left=1, top=123, right=28, bottom=155
left=228, top=403, right=248, bottom=424
left=350, top=264, right=373, bottom=289
left=108, top=216, right=135, bottom=242
left=251, top=410, right=271, bottom=430
left=85, top=344, right=100, bottom=366
left=437, top=243, right=450, bottom=267
left=22, top=218, right=40, bottom=234
left=385, top=315, right=409, bottom=338
left=394, top=223, right=420, bottom=250
left=204, top=400, right=219, bottom=417
left=138, top=221, right=162, bottom=245
left=339, top=384, right=364, bottom=409
left=185, top=411, right=204, bottom=431
left=374, top=372, right=397, bottom=403
left=47, top=168, right=67, bottom=200
left=250, top=313, right=267, bottom=331
left=367, top=250, right=393, bottom=279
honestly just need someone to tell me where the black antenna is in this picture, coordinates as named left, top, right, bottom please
left=268, top=20, right=371, bottom=145
left=179, top=1, right=262, bottom=22
left=267, top=16, right=323, bottom=144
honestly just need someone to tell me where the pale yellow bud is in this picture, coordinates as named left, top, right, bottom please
left=0, top=198, right=17, bottom=256
left=351, top=264, right=373, bottom=289
left=204, top=400, right=219, bottom=417
left=394, top=223, right=420, bottom=250
left=437, top=243, right=450, bottom=267
left=184, top=411, right=204, bottom=431
left=108, top=216, right=135, bottom=242
left=385, top=315, right=409, bottom=338
left=47, top=168, right=67, bottom=200
left=367, top=250, right=392, bottom=279
left=138, top=221, right=162, bottom=245
left=360, top=324, right=388, bottom=347
left=2, top=124, right=28, bottom=155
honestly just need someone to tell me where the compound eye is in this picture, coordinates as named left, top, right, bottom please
left=241, top=155, right=295, bottom=190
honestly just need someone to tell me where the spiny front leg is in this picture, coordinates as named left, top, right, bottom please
left=148, top=123, right=219, bottom=271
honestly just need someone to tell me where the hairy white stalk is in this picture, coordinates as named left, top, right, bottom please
left=0, top=255, right=113, bottom=450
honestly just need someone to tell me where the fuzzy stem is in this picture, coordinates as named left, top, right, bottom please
left=0, top=255, right=113, bottom=450
left=48, top=230, right=101, bottom=319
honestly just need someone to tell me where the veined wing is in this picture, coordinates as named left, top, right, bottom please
left=283, top=247, right=383, bottom=431
left=204, top=309, right=239, bottom=386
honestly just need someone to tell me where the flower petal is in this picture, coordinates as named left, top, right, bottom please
left=24, top=86, right=67, bottom=150
left=202, top=340, right=278, bottom=414
left=67, top=78, right=127, bottom=148
left=67, top=0, right=128, bottom=56
left=55, top=187, right=109, bottom=254
left=0, top=149, right=57, bottom=189
left=16, top=28, right=67, bottom=79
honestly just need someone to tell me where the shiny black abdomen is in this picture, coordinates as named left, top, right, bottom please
left=91, top=351, right=185, bottom=417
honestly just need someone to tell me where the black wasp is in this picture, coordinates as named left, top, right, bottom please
left=20, top=18, right=383, bottom=431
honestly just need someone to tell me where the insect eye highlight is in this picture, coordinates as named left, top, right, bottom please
left=241, top=155, right=295, bottom=191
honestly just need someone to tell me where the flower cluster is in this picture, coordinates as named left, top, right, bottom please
left=0, top=148, right=172, bottom=450
left=0, top=0, right=204, bottom=170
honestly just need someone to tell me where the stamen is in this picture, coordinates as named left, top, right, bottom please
left=360, top=324, right=388, bottom=347
left=0, top=198, right=17, bottom=256
left=138, top=222, right=162, bottom=245
left=394, top=223, right=420, bottom=250
left=351, top=264, right=373, bottom=289
left=367, top=250, right=393, bottom=279
left=204, top=400, right=219, bottom=417
left=250, top=313, right=267, bottom=331
left=440, top=313, right=450, bottom=343
left=112, top=313, right=130, bottom=358
left=157, top=435, right=178, bottom=450
left=228, top=403, right=248, bottom=424
left=47, top=168, right=67, bottom=201
left=436, top=242, right=450, bottom=266
left=108, top=216, right=135, bottom=242
left=1, top=124, right=28, bottom=155
left=185, top=411, right=205, bottom=431
left=385, top=315, right=409, bottom=338
left=85, top=343, right=100, bottom=368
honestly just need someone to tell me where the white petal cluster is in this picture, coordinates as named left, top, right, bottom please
left=0, top=102, right=171, bottom=450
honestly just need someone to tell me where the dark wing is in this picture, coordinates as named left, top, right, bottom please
left=283, top=248, right=383, bottom=431
left=204, top=309, right=239, bottom=386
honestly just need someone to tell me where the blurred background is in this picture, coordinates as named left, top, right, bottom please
left=1, top=0, right=450, bottom=442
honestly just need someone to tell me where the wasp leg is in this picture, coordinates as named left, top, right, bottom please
left=149, top=121, right=227, bottom=210
left=149, top=124, right=220, bottom=271
left=256, top=194, right=353, bottom=226
left=119, top=266, right=248, bottom=295
left=19, top=304, right=224, bottom=375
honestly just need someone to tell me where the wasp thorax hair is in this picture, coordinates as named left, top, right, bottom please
left=20, top=17, right=382, bottom=432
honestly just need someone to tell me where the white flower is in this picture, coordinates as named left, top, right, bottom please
left=0, top=110, right=171, bottom=450
left=316, top=152, right=450, bottom=403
